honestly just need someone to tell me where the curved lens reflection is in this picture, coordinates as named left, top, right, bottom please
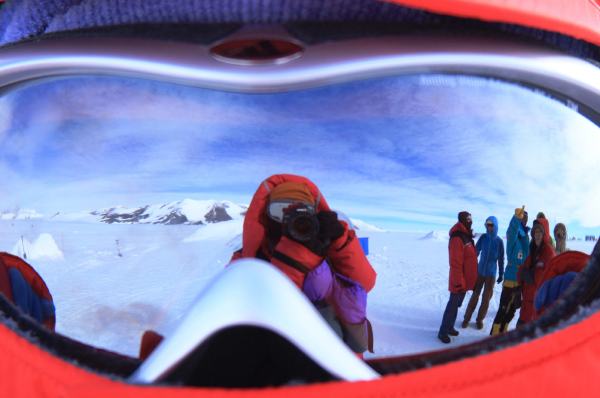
left=0, top=74, right=598, bottom=357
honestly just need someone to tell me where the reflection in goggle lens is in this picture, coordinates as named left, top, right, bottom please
left=0, top=73, right=599, bottom=359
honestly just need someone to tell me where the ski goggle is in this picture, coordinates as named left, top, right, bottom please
left=1, top=24, right=600, bottom=388
left=267, top=201, right=316, bottom=223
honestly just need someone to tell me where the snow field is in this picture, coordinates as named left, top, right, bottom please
left=0, top=220, right=596, bottom=358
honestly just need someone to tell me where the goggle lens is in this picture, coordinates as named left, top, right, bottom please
left=268, top=201, right=314, bottom=222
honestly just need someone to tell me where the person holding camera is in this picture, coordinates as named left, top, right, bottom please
left=230, top=174, right=377, bottom=355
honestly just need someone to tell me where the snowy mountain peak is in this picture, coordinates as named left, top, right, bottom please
left=419, top=231, right=448, bottom=241
left=95, top=199, right=247, bottom=225
left=42, top=199, right=247, bottom=225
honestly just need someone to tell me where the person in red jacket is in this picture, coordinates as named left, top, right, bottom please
left=231, top=174, right=377, bottom=354
left=517, top=220, right=556, bottom=325
left=438, top=211, right=478, bottom=344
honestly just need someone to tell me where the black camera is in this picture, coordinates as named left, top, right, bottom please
left=282, top=204, right=319, bottom=243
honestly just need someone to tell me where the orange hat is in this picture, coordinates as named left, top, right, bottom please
left=515, top=206, right=526, bottom=220
left=269, top=182, right=315, bottom=204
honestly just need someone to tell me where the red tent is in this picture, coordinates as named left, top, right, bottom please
left=0, top=1, right=599, bottom=397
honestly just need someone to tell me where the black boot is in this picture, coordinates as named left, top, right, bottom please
left=437, top=333, right=451, bottom=344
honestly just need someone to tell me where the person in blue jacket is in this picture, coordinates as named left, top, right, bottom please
left=490, top=207, right=530, bottom=335
left=461, top=216, right=505, bottom=330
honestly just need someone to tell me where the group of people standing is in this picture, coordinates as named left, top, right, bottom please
left=438, top=207, right=572, bottom=344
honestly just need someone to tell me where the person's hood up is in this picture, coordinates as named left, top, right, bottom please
left=485, top=216, right=499, bottom=238
left=532, top=220, right=551, bottom=246
left=536, top=216, right=552, bottom=244
left=241, top=174, right=329, bottom=258
left=507, top=214, right=523, bottom=237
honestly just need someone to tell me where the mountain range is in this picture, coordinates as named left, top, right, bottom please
left=43, top=199, right=247, bottom=225
left=2, top=199, right=383, bottom=231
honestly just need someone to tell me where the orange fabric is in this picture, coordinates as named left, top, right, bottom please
left=241, top=174, right=376, bottom=292
left=0, top=252, right=53, bottom=302
left=0, top=252, right=55, bottom=329
left=0, top=256, right=14, bottom=302
left=242, top=174, right=329, bottom=259
left=2, top=2, right=600, bottom=397
left=268, top=182, right=315, bottom=205
left=535, top=251, right=589, bottom=317
left=387, top=0, right=600, bottom=47
left=540, top=251, right=590, bottom=286
left=327, top=227, right=376, bottom=292
left=270, top=237, right=325, bottom=288
left=448, top=222, right=478, bottom=293
left=5, top=306, right=600, bottom=397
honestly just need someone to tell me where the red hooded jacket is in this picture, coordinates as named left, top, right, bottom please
left=234, top=174, right=377, bottom=292
left=519, top=223, right=556, bottom=323
left=448, top=222, right=478, bottom=293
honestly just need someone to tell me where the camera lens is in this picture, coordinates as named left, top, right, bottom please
left=287, top=213, right=319, bottom=243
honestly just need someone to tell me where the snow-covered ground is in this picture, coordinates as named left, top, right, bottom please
left=0, top=220, right=596, bottom=359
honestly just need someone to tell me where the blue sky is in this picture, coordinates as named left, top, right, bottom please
left=0, top=74, right=599, bottom=237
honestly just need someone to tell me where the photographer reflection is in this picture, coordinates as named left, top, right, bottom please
left=231, top=174, right=377, bottom=355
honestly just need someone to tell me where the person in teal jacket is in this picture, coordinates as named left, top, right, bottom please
left=490, top=207, right=530, bottom=335
left=462, top=216, right=505, bottom=330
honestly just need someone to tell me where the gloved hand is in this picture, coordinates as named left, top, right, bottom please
left=316, top=211, right=345, bottom=244
left=497, top=273, right=504, bottom=284
left=521, top=267, right=535, bottom=285
left=284, top=210, right=345, bottom=256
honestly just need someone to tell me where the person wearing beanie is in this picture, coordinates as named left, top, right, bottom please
left=231, top=174, right=377, bottom=355
left=438, top=211, right=478, bottom=343
left=554, top=223, right=569, bottom=254
left=517, top=221, right=556, bottom=325
left=462, top=216, right=505, bottom=330
left=490, top=206, right=530, bottom=335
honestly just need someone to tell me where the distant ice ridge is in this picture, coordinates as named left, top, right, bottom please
left=184, top=219, right=244, bottom=243
left=419, top=231, right=448, bottom=241
left=11, top=233, right=64, bottom=261
left=0, top=208, right=44, bottom=220
left=350, top=218, right=386, bottom=232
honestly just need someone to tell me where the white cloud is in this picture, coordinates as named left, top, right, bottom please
left=1, top=74, right=599, bottom=236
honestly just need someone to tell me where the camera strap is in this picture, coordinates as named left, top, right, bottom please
left=272, top=250, right=312, bottom=275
